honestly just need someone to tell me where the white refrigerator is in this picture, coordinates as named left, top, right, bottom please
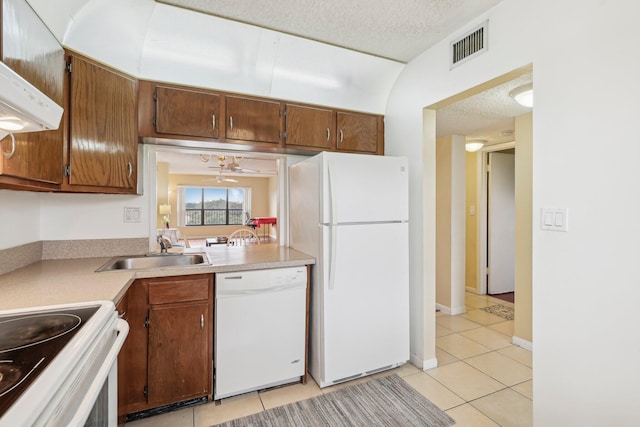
left=289, top=151, right=409, bottom=388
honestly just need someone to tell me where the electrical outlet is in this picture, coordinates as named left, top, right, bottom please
left=124, top=207, right=141, bottom=223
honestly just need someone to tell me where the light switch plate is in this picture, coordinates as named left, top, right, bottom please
left=124, top=207, right=141, bottom=223
left=541, top=207, right=568, bottom=232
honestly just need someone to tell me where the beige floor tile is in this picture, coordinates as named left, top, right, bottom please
left=465, top=352, right=532, bottom=386
left=460, top=327, right=512, bottom=350
left=437, top=333, right=492, bottom=360
left=426, top=361, right=505, bottom=401
left=126, top=407, right=193, bottom=427
left=194, top=392, right=263, bottom=427
left=488, top=320, right=514, bottom=336
left=446, top=403, right=501, bottom=427
left=498, top=345, right=533, bottom=368
left=465, top=294, right=495, bottom=309
left=488, top=296, right=513, bottom=306
left=436, top=347, right=459, bottom=366
left=511, top=379, right=533, bottom=400
left=470, top=388, right=533, bottom=427
left=460, top=309, right=507, bottom=326
left=436, top=322, right=455, bottom=337
left=259, top=379, right=323, bottom=409
left=435, top=315, right=482, bottom=332
left=402, top=372, right=465, bottom=410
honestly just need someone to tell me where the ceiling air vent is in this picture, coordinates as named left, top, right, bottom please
left=450, top=21, right=488, bottom=69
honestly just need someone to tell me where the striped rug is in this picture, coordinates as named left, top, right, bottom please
left=214, top=374, right=455, bottom=427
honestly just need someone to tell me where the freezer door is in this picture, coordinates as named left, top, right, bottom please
left=318, top=222, right=409, bottom=385
left=321, top=153, right=408, bottom=224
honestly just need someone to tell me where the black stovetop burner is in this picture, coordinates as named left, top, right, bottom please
left=0, top=305, right=99, bottom=417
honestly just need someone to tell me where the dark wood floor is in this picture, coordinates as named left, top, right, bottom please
left=490, top=292, right=515, bottom=303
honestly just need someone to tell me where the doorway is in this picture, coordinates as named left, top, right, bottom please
left=486, top=149, right=516, bottom=301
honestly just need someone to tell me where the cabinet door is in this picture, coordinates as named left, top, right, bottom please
left=0, top=0, right=64, bottom=189
left=225, top=96, right=282, bottom=144
left=148, top=302, right=210, bottom=405
left=155, top=86, right=221, bottom=139
left=117, top=281, right=149, bottom=417
left=336, top=112, right=379, bottom=153
left=285, top=104, right=335, bottom=149
left=67, top=54, right=137, bottom=190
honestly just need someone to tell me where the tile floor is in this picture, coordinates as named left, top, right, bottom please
left=126, top=292, right=532, bottom=427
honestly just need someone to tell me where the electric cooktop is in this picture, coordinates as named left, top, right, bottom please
left=0, top=305, right=99, bottom=417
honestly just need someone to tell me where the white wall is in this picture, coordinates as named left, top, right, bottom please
left=386, top=0, right=640, bottom=424
left=27, top=0, right=404, bottom=115
left=0, top=190, right=41, bottom=249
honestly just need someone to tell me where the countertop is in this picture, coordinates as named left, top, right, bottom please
left=0, top=244, right=314, bottom=311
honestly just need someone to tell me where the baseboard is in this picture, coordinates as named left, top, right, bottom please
left=450, top=305, right=466, bottom=315
left=466, top=286, right=479, bottom=294
left=436, top=303, right=466, bottom=315
left=422, top=357, right=438, bottom=370
left=435, top=303, right=451, bottom=314
left=512, top=336, right=533, bottom=351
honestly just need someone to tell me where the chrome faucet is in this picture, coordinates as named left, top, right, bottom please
left=157, top=235, right=168, bottom=254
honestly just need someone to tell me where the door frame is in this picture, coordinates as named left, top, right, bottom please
left=476, top=141, right=515, bottom=295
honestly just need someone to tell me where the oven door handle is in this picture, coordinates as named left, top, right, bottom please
left=67, top=318, right=129, bottom=427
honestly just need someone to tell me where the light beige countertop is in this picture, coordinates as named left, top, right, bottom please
left=0, top=244, right=314, bottom=311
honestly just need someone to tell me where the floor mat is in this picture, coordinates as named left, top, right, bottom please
left=480, top=304, right=514, bottom=320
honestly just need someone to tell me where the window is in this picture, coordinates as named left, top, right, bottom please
left=180, top=187, right=248, bottom=226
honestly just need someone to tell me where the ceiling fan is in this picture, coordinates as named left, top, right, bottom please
left=206, top=155, right=260, bottom=173
left=203, top=170, right=239, bottom=183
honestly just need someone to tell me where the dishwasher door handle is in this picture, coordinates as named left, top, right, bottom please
left=217, top=282, right=306, bottom=296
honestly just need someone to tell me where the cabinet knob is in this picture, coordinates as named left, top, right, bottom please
left=339, top=129, right=344, bottom=143
left=1, top=133, right=16, bottom=159
left=212, top=114, right=216, bottom=130
left=229, top=116, right=233, bottom=131
left=128, top=162, right=133, bottom=178
left=200, top=313, right=204, bottom=330
left=326, top=128, right=330, bottom=141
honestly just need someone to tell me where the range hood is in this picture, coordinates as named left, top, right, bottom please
left=0, top=61, right=63, bottom=140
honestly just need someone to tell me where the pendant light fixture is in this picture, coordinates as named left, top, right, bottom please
left=509, top=83, right=533, bottom=107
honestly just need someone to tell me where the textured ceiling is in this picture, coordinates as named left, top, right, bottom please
left=436, top=72, right=533, bottom=144
left=157, top=0, right=503, bottom=63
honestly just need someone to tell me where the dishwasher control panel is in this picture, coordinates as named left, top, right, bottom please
left=216, top=267, right=307, bottom=293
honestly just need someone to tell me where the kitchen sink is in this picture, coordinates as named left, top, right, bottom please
left=96, top=253, right=209, bottom=272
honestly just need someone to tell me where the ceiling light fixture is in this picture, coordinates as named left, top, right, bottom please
left=465, top=140, right=485, bottom=152
left=509, top=83, right=533, bottom=107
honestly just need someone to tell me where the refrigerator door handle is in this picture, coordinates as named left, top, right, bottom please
left=328, top=161, right=338, bottom=225
left=329, top=225, right=337, bottom=290
left=327, top=163, right=337, bottom=289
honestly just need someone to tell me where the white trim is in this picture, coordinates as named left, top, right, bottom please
left=466, top=286, right=480, bottom=294
left=435, top=303, right=466, bottom=316
left=421, top=357, right=438, bottom=371
left=435, top=303, right=451, bottom=315
left=512, top=336, right=533, bottom=351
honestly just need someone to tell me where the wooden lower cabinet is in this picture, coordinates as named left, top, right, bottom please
left=117, top=274, right=213, bottom=419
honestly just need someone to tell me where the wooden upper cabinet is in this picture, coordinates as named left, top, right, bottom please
left=155, top=86, right=221, bottom=139
left=284, top=104, right=335, bottom=149
left=66, top=53, right=138, bottom=191
left=225, top=95, right=282, bottom=144
left=336, top=112, right=381, bottom=154
left=0, top=0, right=65, bottom=190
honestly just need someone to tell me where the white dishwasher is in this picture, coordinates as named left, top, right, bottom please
left=215, top=266, right=307, bottom=400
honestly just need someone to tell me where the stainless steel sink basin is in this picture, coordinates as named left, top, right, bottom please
left=96, top=253, right=209, bottom=272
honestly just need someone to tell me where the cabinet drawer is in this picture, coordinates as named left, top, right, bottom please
left=148, top=277, right=210, bottom=304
